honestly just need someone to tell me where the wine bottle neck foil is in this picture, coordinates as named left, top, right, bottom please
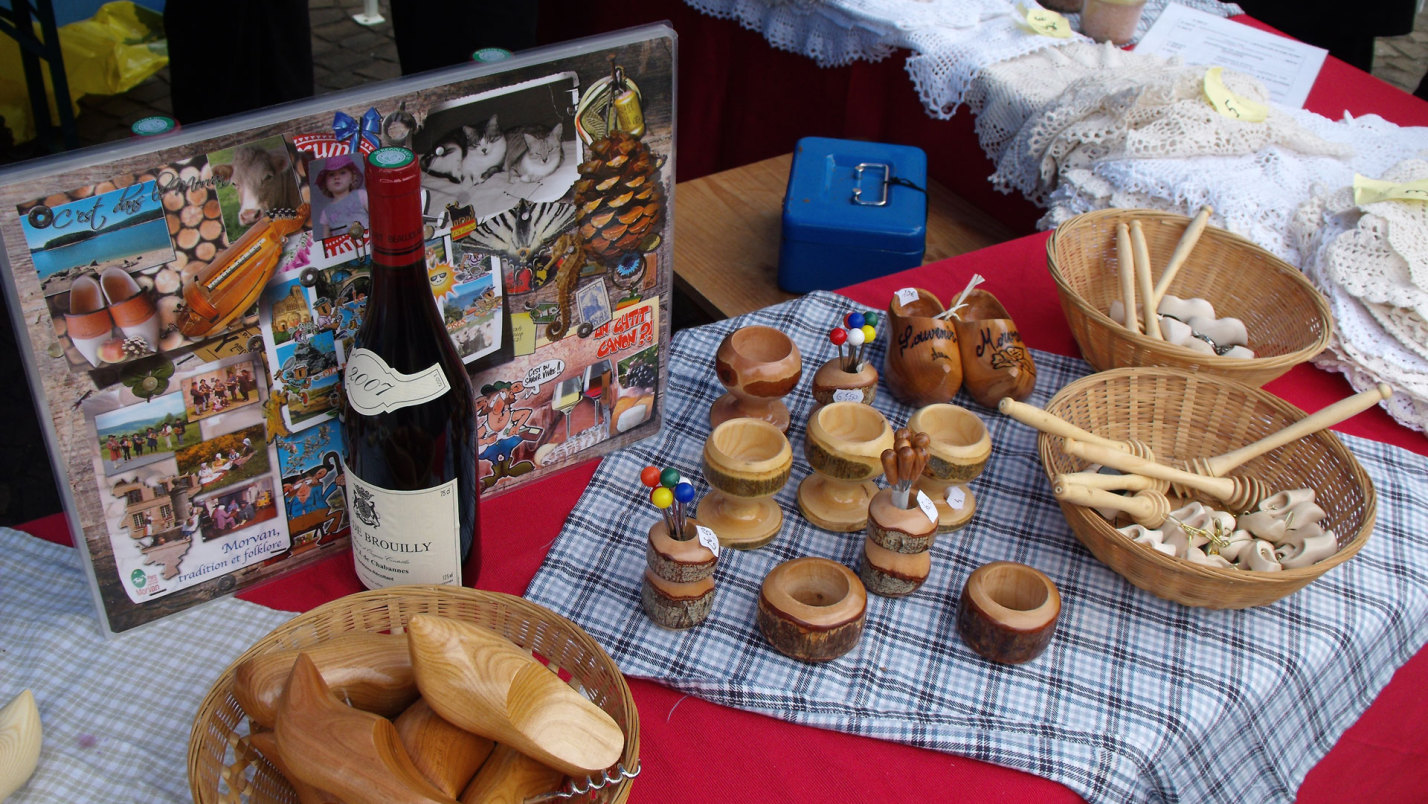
left=365, top=146, right=423, bottom=268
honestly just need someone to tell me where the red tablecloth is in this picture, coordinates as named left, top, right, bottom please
left=21, top=233, right=1428, bottom=803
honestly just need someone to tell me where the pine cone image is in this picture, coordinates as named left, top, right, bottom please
left=573, top=130, right=666, bottom=265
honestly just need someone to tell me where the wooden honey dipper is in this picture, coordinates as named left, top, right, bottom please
left=1063, top=439, right=1272, bottom=512
left=1052, top=478, right=1172, bottom=528
left=1054, top=470, right=1161, bottom=492
left=881, top=428, right=931, bottom=509
left=1185, top=382, right=1392, bottom=477
left=997, top=398, right=1169, bottom=494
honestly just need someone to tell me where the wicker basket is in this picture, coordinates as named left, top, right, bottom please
left=1039, top=368, right=1375, bottom=609
left=1047, top=208, right=1333, bottom=387
left=187, top=586, right=640, bottom=803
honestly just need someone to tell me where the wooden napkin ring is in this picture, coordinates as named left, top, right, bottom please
left=758, top=557, right=867, bottom=662
left=957, top=561, right=1060, bottom=664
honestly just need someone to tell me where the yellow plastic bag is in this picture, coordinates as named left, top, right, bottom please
left=0, top=1, right=167, bottom=144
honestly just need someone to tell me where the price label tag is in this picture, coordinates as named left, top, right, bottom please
left=832, top=388, right=863, bottom=403
left=916, top=490, right=939, bottom=525
left=1353, top=174, right=1428, bottom=206
left=695, top=525, right=721, bottom=557
left=895, top=287, right=920, bottom=307
left=1017, top=4, right=1072, bottom=38
left=1203, top=67, right=1268, bottom=123
left=945, top=485, right=967, bottom=511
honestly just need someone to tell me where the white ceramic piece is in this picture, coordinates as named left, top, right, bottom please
left=1238, top=510, right=1288, bottom=542
left=1222, top=345, right=1256, bottom=359
left=1245, top=539, right=1283, bottom=572
left=1187, top=550, right=1234, bottom=569
left=1118, top=523, right=1163, bottom=545
left=1257, top=488, right=1315, bottom=514
left=1283, top=501, right=1326, bottom=530
left=1219, top=529, right=1253, bottom=563
left=1157, top=294, right=1216, bottom=322
left=1181, top=336, right=1216, bottom=355
left=1109, top=299, right=1126, bottom=325
left=1186, top=315, right=1248, bottom=349
left=1277, top=530, right=1339, bottom=569
left=1158, top=316, right=1194, bottom=346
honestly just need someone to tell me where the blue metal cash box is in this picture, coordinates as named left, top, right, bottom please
left=778, top=137, right=928, bottom=292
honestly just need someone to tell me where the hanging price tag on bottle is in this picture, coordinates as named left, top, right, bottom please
left=915, top=490, right=939, bottom=525
left=1015, top=4, right=1072, bottom=38
left=1353, top=174, right=1428, bottom=206
left=945, top=485, right=967, bottom=511
left=895, top=287, right=920, bottom=307
left=695, top=524, right=721, bottom=557
left=1203, top=67, right=1268, bottom=123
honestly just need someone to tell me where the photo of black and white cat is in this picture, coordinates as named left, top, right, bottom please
left=414, top=72, right=580, bottom=222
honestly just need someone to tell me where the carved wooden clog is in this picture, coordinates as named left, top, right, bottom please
left=698, top=417, right=793, bottom=549
left=883, top=288, right=962, bottom=407
left=710, top=325, right=803, bottom=433
left=247, top=729, right=344, bottom=804
left=758, top=557, right=867, bottom=663
left=957, top=562, right=1060, bottom=664
left=798, top=402, right=895, bottom=532
left=951, top=289, right=1036, bottom=407
left=458, top=743, right=565, bottom=804
left=907, top=404, right=990, bottom=533
left=273, top=653, right=455, bottom=804
left=406, top=615, right=623, bottom=778
left=642, top=518, right=718, bottom=629
left=395, top=698, right=494, bottom=798
left=809, top=357, right=878, bottom=406
left=0, top=689, right=41, bottom=802
left=234, top=632, right=418, bottom=729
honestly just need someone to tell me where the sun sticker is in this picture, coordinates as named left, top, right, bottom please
left=428, top=261, right=457, bottom=297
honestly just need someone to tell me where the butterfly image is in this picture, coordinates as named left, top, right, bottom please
left=464, top=198, right=575, bottom=291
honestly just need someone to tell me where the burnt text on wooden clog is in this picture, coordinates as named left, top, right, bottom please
left=952, top=289, right=1036, bottom=407
left=883, top=288, right=962, bottom=407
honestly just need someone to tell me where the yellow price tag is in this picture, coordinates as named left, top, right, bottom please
left=1017, top=4, right=1072, bottom=38
left=1203, top=67, right=1268, bottom=123
left=1353, top=174, right=1428, bottom=205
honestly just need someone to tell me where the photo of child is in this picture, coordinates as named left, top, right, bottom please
left=311, top=154, right=369, bottom=241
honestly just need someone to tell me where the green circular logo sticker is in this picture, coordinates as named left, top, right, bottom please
left=130, top=569, right=147, bottom=588
left=131, top=115, right=176, bottom=136
left=471, top=47, right=512, bottom=63
left=369, top=147, right=414, bottom=168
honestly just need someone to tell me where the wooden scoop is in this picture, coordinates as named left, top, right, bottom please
left=1063, top=439, right=1271, bottom=512
left=234, top=631, right=418, bottom=729
left=406, top=615, right=623, bottom=778
left=1053, top=480, right=1172, bottom=528
left=273, top=653, right=456, bottom=804
left=0, top=690, right=41, bottom=802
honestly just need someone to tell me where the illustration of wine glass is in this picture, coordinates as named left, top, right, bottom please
left=583, top=359, right=613, bottom=426
left=552, top=377, right=583, bottom=438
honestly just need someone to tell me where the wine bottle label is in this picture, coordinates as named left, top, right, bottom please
left=343, top=458, right=462, bottom=588
left=345, top=348, right=450, bottom=415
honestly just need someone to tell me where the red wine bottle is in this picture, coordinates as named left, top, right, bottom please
left=341, top=147, right=479, bottom=589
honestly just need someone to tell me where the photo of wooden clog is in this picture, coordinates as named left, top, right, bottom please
left=100, top=267, right=159, bottom=351
left=62, top=274, right=112, bottom=367
left=882, top=288, right=961, bottom=407
left=951, top=289, right=1036, bottom=407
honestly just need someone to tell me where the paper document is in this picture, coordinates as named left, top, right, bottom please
left=1134, top=4, right=1326, bottom=109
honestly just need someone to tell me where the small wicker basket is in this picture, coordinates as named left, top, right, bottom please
left=1047, top=208, right=1333, bottom=387
left=1039, top=368, right=1376, bottom=609
left=187, top=586, right=640, bottom=803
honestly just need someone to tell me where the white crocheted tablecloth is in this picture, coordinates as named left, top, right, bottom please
left=683, top=0, right=1241, bottom=114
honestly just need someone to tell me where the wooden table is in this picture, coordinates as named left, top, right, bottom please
left=672, top=152, right=1018, bottom=320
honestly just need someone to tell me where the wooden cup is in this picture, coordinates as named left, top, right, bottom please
left=710, top=325, right=803, bottom=433
left=798, top=402, right=895, bottom=532
left=699, top=418, right=793, bottom=549
left=957, top=561, right=1060, bottom=664
left=907, top=404, right=991, bottom=533
left=642, top=518, right=718, bottom=630
left=758, top=557, right=867, bottom=662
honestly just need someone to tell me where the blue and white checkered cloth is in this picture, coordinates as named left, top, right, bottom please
left=526, top=290, right=1428, bottom=803
left=0, top=530, right=295, bottom=803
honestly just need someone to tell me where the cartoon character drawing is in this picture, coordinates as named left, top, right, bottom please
left=475, top=380, right=544, bottom=490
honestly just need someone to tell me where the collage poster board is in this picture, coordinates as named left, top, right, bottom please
left=0, top=26, right=676, bottom=635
